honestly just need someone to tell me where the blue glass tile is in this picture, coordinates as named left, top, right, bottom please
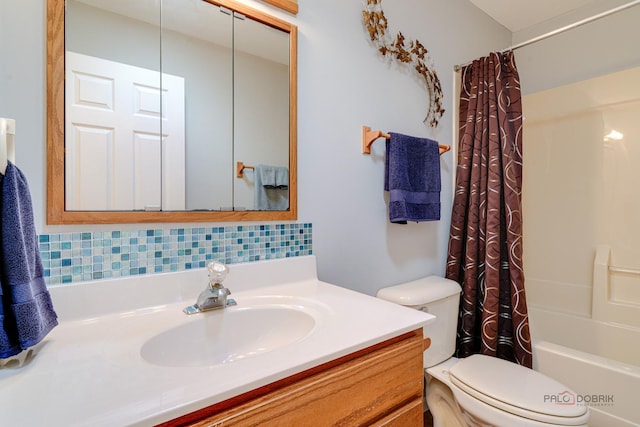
left=40, top=224, right=312, bottom=285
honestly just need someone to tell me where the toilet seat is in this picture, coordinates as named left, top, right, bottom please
left=448, top=354, right=589, bottom=425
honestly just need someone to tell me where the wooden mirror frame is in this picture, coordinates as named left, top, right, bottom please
left=262, top=0, right=298, bottom=15
left=46, top=0, right=297, bottom=224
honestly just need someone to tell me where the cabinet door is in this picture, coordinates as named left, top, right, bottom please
left=177, top=331, right=424, bottom=427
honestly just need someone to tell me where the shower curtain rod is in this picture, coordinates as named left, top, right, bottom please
left=454, top=0, right=640, bottom=71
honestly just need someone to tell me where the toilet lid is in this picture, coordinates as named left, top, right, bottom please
left=449, top=354, right=588, bottom=424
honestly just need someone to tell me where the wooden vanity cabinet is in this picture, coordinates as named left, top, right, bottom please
left=161, top=329, right=425, bottom=426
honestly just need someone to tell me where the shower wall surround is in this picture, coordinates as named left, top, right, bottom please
left=39, top=223, right=312, bottom=285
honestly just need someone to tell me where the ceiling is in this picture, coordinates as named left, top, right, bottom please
left=469, top=0, right=600, bottom=32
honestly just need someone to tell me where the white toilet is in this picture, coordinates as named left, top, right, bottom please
left=376, top=276, right=589, bottom=427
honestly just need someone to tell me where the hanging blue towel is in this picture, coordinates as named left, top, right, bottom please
left=273, top=167, right=289, bottom=190
left=259, top=165, right=289, bottom=190
left=0, top=162, right=58, bottom=359
left=384, top=133, right=441, bottom=224
left=254, top=164, right=289, bottom=211
left=259, top=165, right=277, bottom=188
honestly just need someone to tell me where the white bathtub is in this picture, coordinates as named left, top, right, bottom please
left=529, top=306, right=640, bottom=427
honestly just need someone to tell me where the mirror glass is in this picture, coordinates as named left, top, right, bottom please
left=47, top=0, right=296, bottom=223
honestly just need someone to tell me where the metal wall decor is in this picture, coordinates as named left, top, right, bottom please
left=362, top=0, right=444, bottom=127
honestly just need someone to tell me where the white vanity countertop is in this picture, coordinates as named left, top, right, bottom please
left=0, top=256, right=434, bottom=426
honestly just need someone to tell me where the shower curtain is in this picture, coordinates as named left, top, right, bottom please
left=446, top=51, right=532, bottom=368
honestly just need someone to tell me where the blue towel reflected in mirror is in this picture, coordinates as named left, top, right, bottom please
left=254, top=164, right=289, bottom=211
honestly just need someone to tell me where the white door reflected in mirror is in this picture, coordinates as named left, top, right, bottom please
left=65, top=52, right=185, bottom=211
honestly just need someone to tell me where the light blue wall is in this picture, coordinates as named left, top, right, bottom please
left=296, top=0, right=510, bottom=295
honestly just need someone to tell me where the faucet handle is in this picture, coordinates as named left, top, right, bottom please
left=207, top=261, right=229, bottom=285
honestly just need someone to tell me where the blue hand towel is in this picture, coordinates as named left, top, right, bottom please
left=384, top=133, right=441, bottom=224
left=259, top=165, right=289, bottom=190
left=0, top=162, right=58, bottom=359
left=273, top=166, right=289, bottom=190
left=254, top=164, right=289, bottom=211
left=259, top=165, right=277, bottom=188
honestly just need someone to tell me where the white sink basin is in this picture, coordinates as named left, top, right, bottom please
left=140, top=306, right=316, bottom=367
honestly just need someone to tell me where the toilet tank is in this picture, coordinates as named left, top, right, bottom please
left=376, top=276, right=461, bottom=368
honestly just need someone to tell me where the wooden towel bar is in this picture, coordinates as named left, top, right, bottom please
left=361, top=125, right=450, bottom=155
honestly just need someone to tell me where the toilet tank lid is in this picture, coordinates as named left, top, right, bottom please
left=376, top=276, right=461, bottom=306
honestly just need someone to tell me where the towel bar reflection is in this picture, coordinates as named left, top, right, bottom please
left=236, top=161, right=255, bottom=178
left=0, top=118, right=16, bottom=175
left=361, top=125, right=450, bottom=155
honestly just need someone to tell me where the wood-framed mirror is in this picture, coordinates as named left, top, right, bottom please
left=46, top=0, right=297, bottom=224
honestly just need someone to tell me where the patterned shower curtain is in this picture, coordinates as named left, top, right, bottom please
left=446, top=51, right=532, bottom=368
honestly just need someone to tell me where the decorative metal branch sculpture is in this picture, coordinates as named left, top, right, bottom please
left=362, top=0, right=445, bottom=127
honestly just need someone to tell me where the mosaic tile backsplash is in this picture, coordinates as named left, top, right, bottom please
left=39, top=223, right=312, bottom=285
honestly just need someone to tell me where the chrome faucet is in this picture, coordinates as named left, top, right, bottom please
left=183, top=261, right=237, bottom=315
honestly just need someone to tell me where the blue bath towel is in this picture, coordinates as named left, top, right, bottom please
left=0, top=162, right=58, bottom=359
left=384, top=133, right=441, bottom=223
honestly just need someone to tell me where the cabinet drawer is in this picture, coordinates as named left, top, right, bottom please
left=371, top=397, right=424, bottom=427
